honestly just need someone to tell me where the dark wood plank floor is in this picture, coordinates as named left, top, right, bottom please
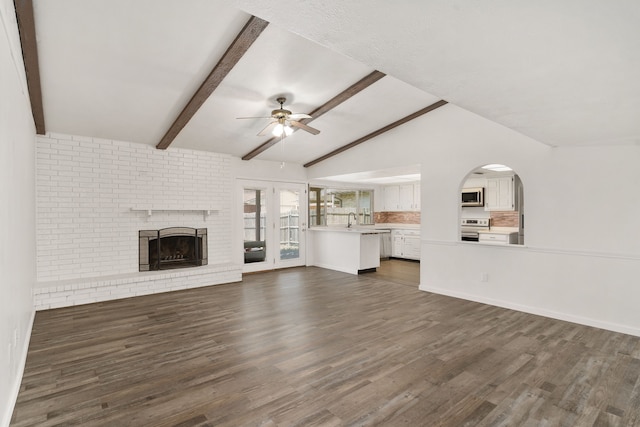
left=11, top=260, right=640, bottom=426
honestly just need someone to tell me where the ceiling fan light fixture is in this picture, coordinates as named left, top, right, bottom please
left=482, top=164, right=512, bottom=172
left=272, top=123, right=293, bottom=137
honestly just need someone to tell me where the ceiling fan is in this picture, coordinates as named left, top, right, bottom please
left=238, top=97, right=320, bottom=138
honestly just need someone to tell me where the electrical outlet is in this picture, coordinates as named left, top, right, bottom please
left=480, top=272, right=489, bottom=282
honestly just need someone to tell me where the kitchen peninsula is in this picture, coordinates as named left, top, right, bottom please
left=307, top=228, right=390, bottom=275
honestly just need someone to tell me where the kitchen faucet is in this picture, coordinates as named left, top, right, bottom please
left=347, top=212, right=357, bottom=228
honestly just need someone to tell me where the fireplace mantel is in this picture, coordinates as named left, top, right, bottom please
left=130, top=207, right=219, bottom=218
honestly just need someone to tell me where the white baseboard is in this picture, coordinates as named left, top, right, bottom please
left=419, top=284, right=640, bottom=338
left=2, top=309, right=35, bottom=427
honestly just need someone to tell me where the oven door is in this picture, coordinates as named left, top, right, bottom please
left=461, top=231, right=479, bottom=242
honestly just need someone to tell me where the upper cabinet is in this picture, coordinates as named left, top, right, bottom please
left=485, top=176, right=515, bottom=211
left=380, top=182, right=420, bottom=211
left=382, top=185, right=400, bottom=211
left=413, top=182, right=421, bottom=211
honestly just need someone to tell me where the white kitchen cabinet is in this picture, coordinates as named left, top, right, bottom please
left=413, top=183, right=421, bottom=210
left=381, top=183, right=420, bottom=211
left=399, top=184, right=414, bottom=210
left=485, top=176, right=514, bottom=211
left=383, top=186, right=400, bottom=211
left=402, top=232, right=421, bottom=259
left=391, top=229, right=420, bottom=260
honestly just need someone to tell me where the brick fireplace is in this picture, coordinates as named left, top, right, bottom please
left=33, top=133, right=241, bottom=310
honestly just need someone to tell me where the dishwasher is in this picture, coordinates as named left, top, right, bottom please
left=379, top=230, right=392, bottom=259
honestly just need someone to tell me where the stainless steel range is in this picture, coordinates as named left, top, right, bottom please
left=460, top=218, right=490, bottom=242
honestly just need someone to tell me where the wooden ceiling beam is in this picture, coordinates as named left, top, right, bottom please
left=156, top=16, right=268, bottom=150
left=14, top=0, right=46, bottom=134
left=303, top=99, right=448, bottom=168
left=241, top=70, right=386, bottom=160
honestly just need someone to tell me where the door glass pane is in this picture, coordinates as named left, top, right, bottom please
left=309, top=187, right=326, bottom=226
left=243, top=188, right=266, bottom=264
left=279, top=189, right=300, bottom=260
left=358, top=190, right=374, bottom=225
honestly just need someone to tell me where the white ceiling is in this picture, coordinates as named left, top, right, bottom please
left=32, top=0, right=640, bottom=170
left=233, top=0, right=640, bottom=148
left=315, top=165, right=422, bottom=185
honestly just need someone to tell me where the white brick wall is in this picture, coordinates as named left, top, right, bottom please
left=33, top=264, right=241, bottom=310
left=35, top=133, right=240, bottom=307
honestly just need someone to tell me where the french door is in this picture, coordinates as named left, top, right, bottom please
left=240, top=180, right=307, bottom=273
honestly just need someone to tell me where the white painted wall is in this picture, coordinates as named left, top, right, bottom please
left=308, top=103, right=640, bottom=336
left=232, top=156, right=307, bottom=183
left=0, top=1, right=36, bottom=424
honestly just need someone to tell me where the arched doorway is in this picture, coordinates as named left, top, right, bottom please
left=460, top=164, right=524, bottom=245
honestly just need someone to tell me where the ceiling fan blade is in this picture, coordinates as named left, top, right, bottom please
left=288, top=113, right=312, bottom=120
left=290, top=120, right=320, bottom=135
left=257, top=121, right=277, bottom=136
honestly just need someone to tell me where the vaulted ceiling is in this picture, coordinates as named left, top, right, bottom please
left=18, top=0, right=640, bottom=168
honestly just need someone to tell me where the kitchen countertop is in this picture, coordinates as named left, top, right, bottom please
left=308, top=227, right=390, bottom=234
left=478, top=227, right=519, bottom=235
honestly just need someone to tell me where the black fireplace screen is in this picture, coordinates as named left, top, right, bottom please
left=139, top=227, right=207, bottom=271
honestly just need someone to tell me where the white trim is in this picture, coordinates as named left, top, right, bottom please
left=418, top=284, right=640, bottom=338
left=2, top=309, right=35, bottom=427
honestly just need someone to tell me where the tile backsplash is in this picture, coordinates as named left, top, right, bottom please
left=375, top=211, right=420, bottom=224
left=490, top=211, right=519, bottom=227
left=375, top=210, right=518, bottom=227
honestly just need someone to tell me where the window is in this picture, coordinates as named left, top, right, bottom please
left=309, top=186, right=374, bottom=227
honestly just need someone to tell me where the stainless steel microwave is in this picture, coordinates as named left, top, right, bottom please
left=461, top=187, right=484, bottom=207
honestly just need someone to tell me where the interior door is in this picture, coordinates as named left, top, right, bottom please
left=241, top=180, right=306, bottom=273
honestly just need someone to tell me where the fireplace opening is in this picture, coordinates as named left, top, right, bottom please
left=139, top=227, right=207, bottom=271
